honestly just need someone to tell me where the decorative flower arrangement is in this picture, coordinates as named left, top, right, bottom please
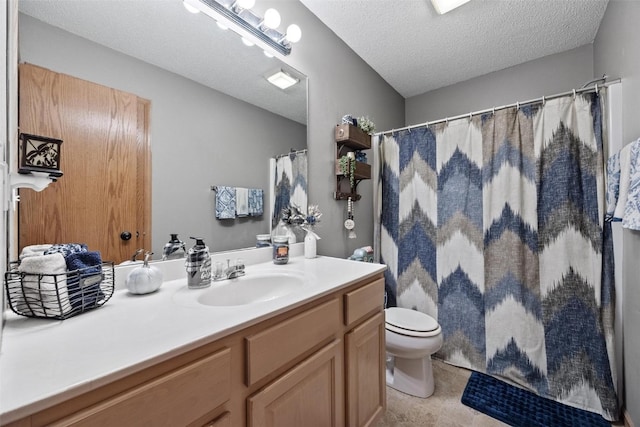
left=280, top=204, right=306, bottom=228
left=304, top=205, right=323, bottom=229
left=303, top=205, right=322, bottom=244
left=357, top=116, right=376, bottom=134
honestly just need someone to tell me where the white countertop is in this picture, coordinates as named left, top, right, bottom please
left=0, top=249, right=386, bottom=424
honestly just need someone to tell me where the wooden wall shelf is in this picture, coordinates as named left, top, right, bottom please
left=334, top=123, right=372, bottom=201
left=335, top=124, right=371, bottom=150
left=334, top=161, right=371, bottom=180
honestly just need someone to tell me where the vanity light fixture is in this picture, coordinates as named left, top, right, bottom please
left=266, top=70, right=298, bottom=90
left=430, top=0, right=471, bottom=14
left=182, top=0, right=301, bottom=56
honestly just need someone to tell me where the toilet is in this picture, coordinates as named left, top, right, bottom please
left=385, top=307, right=443, bottom=398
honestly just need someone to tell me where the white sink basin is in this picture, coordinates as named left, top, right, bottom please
left=177, top=271, right=307, bottom=307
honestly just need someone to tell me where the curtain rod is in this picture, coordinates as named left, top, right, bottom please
left=377, top=77, right=621, bottom=136
left=274, top=148, right=307, bottom=159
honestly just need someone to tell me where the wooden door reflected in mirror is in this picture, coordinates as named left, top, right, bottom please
left=18, top=63, right=151, bottom=263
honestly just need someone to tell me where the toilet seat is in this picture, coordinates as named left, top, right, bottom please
left=385, top=307, right=441, bottom=338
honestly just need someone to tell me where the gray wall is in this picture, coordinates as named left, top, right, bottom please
left=18, top=14, right=306, bottom=256
left=405, top=45, right=594, bottom=125
left=279, top=2, right=405, bottom=258
left=594, top=1, right=640, bottom=424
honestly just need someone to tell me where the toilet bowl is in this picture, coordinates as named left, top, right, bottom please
left=385, top=307, right=443, bottom=398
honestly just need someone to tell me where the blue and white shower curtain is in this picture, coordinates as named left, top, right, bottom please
left=270, top=151, right=308, bottom=230
left=374, top=92, right=618, bottom=420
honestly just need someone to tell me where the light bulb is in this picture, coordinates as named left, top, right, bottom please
left=263, top=8, right=281, bottom=29
left=182, top=1, right=200, bottom=14
left=286, top=24, right=302, bottom=43
left=241, top=38, right=255, bottom=47
left=216, top=21, right=228, bottom=30
left=264, top=51, right=274, bottom=58
left=237, top=0, right=255, bottom=9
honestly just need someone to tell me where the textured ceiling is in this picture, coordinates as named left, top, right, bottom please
left=19, top=0, right=609, bottom=110
left=301, top=0, right=609, bottom=98
left=18, top=0, right=308, bottom=124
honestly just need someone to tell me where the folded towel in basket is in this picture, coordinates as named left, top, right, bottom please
left=44, top=243, right=88, bottom=258
left=19, top=244, right=53, bottom=260
left=65, top=251, right=104, bottom=309
left=17, top=253, right=71, bottom=316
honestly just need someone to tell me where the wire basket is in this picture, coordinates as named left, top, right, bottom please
left=4, top=261, right=115, bottom=320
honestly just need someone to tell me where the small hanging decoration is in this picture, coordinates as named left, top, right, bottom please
left=345, top=197, right=356, bottom=239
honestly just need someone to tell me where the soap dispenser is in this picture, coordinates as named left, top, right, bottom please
left=185, top=237, right=212, bottom=289
left=162, top=234, right=186, bottom=260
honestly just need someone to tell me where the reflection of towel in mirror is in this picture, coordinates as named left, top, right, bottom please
left=623, top=139, right=640, bottom=230
left=19, top=244, right=53, bottom=260
left=613, top=144, right=631, bottom=220
left=236, top=187, right=249, bottom=217
left=215, top=186, right=236, bottom=219
left=17, top=253, right=71, bottom=316
left=249, top=189, right=263, bottom=216
left=65, top=251, right=104, bottom=309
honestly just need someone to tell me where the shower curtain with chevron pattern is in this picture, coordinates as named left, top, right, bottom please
left=374, top=92, right=618, bottom=420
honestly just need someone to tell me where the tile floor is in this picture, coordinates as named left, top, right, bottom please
left=375, top=359, right=626, bottom=427
left=375, top=359, right=507, bottom=427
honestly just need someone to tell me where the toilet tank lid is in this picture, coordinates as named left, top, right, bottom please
left=385, top=307, right=439, bottom=332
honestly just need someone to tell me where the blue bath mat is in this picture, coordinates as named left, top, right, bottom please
left=461, top=372, right=610, bottom=427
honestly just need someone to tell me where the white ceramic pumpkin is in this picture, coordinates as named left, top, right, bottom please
left=125, top=252, right=163, bottom=295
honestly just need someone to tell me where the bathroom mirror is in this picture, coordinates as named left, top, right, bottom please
left=16, top=0, right=308, bottom=262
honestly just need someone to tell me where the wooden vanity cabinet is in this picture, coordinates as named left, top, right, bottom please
left=5, top=273, right=385, bottom=427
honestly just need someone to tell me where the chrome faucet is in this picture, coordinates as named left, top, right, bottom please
left=130, top=248, right=145, bottom=262
left=213, top=258, right=246, bottom=281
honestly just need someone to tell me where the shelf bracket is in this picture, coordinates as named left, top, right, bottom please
left=1, top=162, right=55, bottom=211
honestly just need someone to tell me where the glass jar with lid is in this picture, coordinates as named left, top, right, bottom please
left=256, top=234, right=272, bottom=248
left=272, top=235, right=289, bottom=264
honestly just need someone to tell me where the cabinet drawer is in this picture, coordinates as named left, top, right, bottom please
left=344, top=278, right=384, bottom=327
left=51, top=348, right=231, bottom=426
left=246, top=299, right=340, bottom=386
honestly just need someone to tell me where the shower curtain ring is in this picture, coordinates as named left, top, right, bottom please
left=572, top=89, right=576, bottom=99
left=516, top=102, right=520, bottom=110
left=595, top=83, right=599, bottom=93
left=542, top=96, right=546, bottom=104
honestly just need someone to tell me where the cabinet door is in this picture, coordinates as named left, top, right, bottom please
left=248, top=339, right=344, bottom=427
left=346, top=312, right=386, bottom=427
